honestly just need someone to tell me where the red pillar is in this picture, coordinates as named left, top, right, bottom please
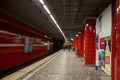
left=78, top=32, right=84, bottom=57
left=114, top=0, right=120, bottom=80
left=84, top=19, right=96, bottom=64
left=112, top=1, right=116, bottom=80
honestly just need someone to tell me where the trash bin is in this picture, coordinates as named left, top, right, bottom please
left=75, top=48, right=78, bottom=55
left=72, top=47, right=74, bottom=51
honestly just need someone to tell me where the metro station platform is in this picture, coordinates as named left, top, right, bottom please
left=1, top=50, right=111, bottom=80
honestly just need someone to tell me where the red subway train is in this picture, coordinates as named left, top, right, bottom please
left=0, top=12, right=55, bottom=72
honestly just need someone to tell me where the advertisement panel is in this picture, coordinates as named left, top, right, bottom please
left=99, top=36, right=111, bottom=75
left=24, top=37, right=33, bottom=53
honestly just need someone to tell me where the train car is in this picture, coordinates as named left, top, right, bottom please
left=0, top=12, right=54, bottom=72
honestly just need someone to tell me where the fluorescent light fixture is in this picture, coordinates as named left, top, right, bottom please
left=117, top=8, right=119, bottom=12
left=43, top=5, right=51, bottom=14
left=50, top=14, right=66, bottom=40
left=44, top=43, right=48, bottom=45
left=38, top=0, right=67, bottom=40
left=76, top=35, right=78, bottom=37
left=71, top=38, right=73, bottom=41
left=39, top=0, right=44, bottom=4
left=45, top=35, right=47, bottom=38
left=86, top=24, right=88, bottom=26
left=50, top=15, right=57, bottom=24
left=79, top=32, right=81, bottom=33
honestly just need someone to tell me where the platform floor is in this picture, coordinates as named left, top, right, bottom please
left=1, top=50, right=111, bottom=80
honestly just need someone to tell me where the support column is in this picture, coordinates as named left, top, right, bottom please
left=115, top=0, right=120, bottom=80
left=72, top=37, right=77, bottom=51
left=112, top=0, right=116, bottom=80
left=84, top=19, right=96, bottom=64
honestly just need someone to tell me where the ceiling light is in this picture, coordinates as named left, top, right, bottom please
left=50, top=15, right=57, bottom=24
left=38, top=0, right=66, bottom=40
left=39, top=0, right=44, bottom=4
left=43, top=5, right=51, bottom=14
left=45, top=35, right=47, bottom=38
left=71, top=38, right=73, bottom=41
left=117, top=8, right=119, bottom=12
left=76, top=35, right=78, bottom=37
left=86, top=24, right=88, bottom=26
left=50, top=15, right=66, bottom=40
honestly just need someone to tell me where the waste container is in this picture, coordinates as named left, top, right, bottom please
left=72, top=47, right=74, bottom=51
left=75, top=48, right=78, bottom=55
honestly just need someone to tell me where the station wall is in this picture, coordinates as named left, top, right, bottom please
left=96, top=4, right=112, bottom=75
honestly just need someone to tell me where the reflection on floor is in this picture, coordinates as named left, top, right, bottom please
left=19, top=50, right=111, bottom=80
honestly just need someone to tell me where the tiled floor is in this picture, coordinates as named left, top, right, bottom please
left=23, top=50, right=111, bottom=80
